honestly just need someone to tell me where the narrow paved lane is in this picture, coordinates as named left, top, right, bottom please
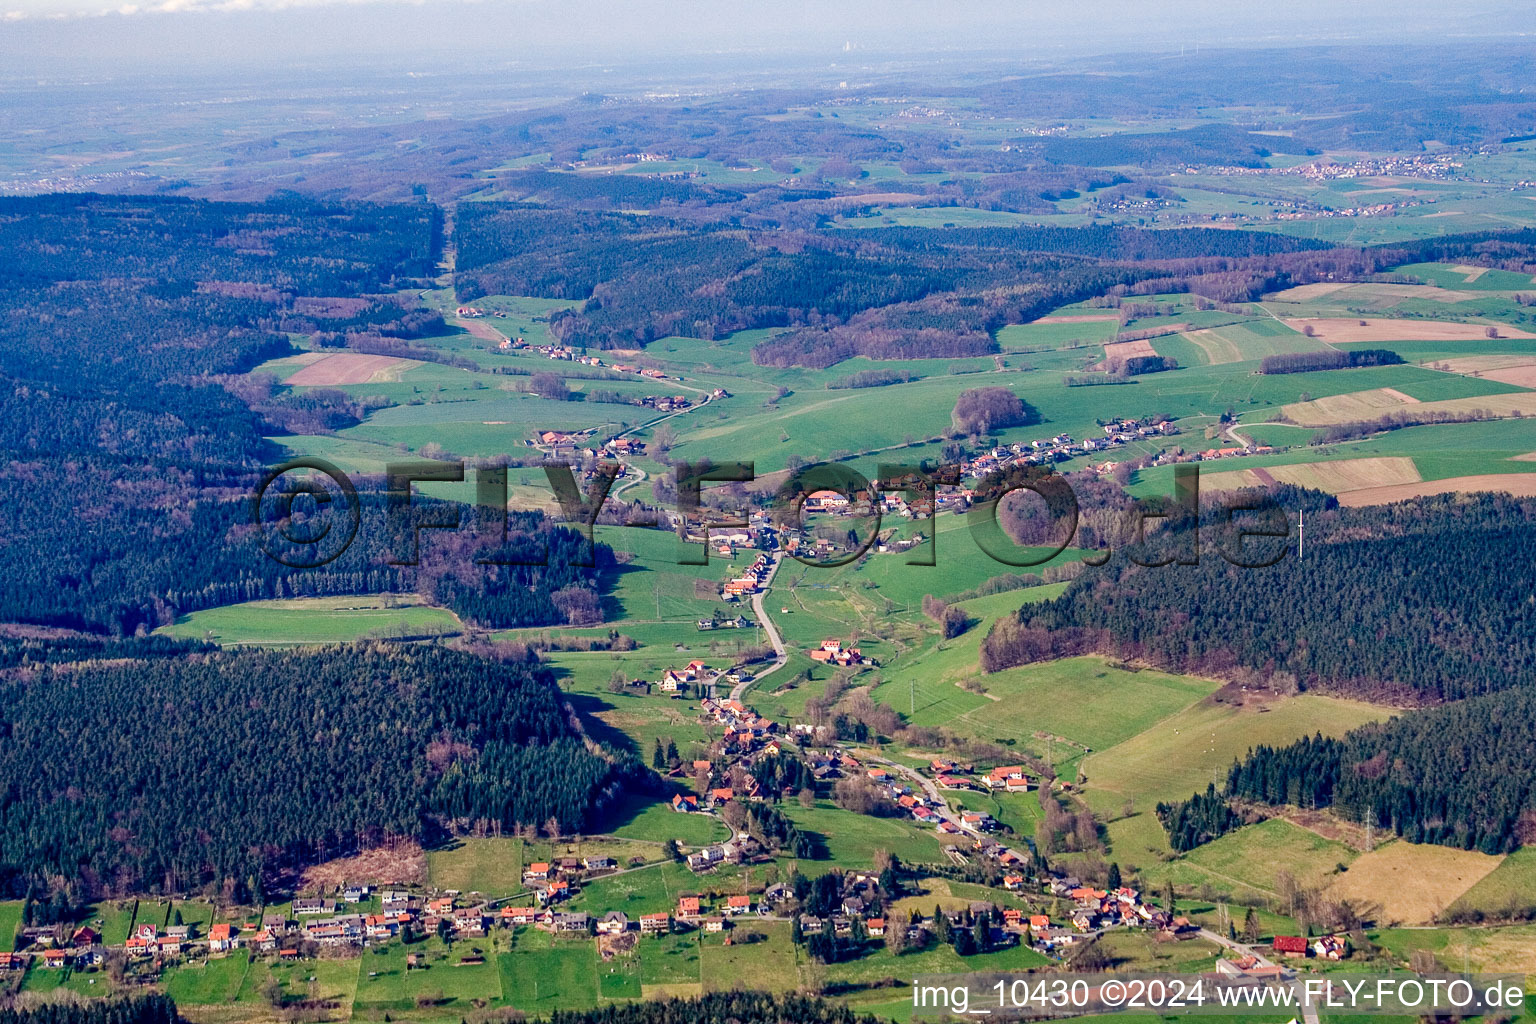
left=732, top=552, right=786, bottom=701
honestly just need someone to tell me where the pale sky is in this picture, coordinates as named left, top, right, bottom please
left=2, top=0, right=1534, bottom=75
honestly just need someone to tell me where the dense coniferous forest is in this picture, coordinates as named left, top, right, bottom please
left=0, top=461, right=608, bottom=634
left=545, top=992, right=889, bottom=1024
left=0, top=645, right=634, bottom=896
left=0, top=194, right=440, bottom=463
left=453, top=205, right=1347, bottom=367
left=0, top=195, right=611, bottom=635
left=1260, top=349, right=1405, bottom=374
left=982, top=493, right=1536, bottom=702
left=0, top=630, right=209, bottom=669
left=1156, top=784, right=1243, bottom=852
left=0, top=996, right=180, bottom=1024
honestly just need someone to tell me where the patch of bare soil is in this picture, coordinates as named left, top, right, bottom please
left=300, top=841, right=427, bottom=891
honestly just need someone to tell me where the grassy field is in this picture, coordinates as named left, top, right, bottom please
left=1146, top=818, right=1358, bottom=900
left=1200, top=456, right=1422, bottom=494
left=1083, top=693, right=1393, bottom=873
left=1282, top=385, right=1536, bottom=427
left=956, top=656, right=1221, bottom=754
left=1084, top=693, right=1393, bottom=813
left=699, top=923, right=799, bottom=993
left=426, top=839, right=536, bottom=896
left=0, top=901, right=20, bottom=951
left=158, top=596, right=461, bottom=646
left=606, top=796, right=731, bottom=846
left=356, top=938, right=505, bottom=1011
left=639, top=931, right=703, bottom=990
left=822, top=935, right=1050, bottom=987
left=1370, top=923, right=1536, bottom=974
left=427, top=836, right=664, bottom=898
left=1448, top=846, right=1536, bottom=918
left=163, top=952, right=255, bottom=1006
left=499, top=929, right=598, bottom=1012
left=235, top=955, right=360, bottom=1016
left=782, top=799, right=948, bottom=873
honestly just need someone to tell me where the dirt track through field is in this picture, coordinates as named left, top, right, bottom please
left=1201, top=457, right=1421, bottom=495
left=285, top=353, right=418, bottom=385
left=1282, top=317, right=1536, bottom=343
left=1095, top=338, right=1158, bottom=370
left=454, top=317, right=509, bottom=344
left=1181, top=328, right=1245, bottom=365
left=1337, top=473, right=1536, bottom=506
left=1284, top=389, right=1536, bottom=427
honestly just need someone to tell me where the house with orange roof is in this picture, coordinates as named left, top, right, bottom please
left=525, top=862, right=550, bottom=880
left=640, top=913, right=671, bottom=934
left=1003, top=874, right=1024, bottom=890
left=726, top=895, right=752, bottom=915
left=676, top=896, right=701, bottom=919
left=209, top=923, right=235, bottom=953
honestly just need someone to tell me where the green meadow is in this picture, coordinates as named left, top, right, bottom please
left=158, top=596, right=462, bottom=646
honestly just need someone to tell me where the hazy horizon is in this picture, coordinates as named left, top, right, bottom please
left=4, top=0, right=1535, bottom=80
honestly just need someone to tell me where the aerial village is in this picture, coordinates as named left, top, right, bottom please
left=3, top=709, right=1347, bottom=982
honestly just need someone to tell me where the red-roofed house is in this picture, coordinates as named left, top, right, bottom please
left=1273, top=936, right=1309, bottom=956
left=209, top=924, right=235, bottom=953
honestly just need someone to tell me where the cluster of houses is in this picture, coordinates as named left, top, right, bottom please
left=956, top=418, right=1181, bottom=481
left=521, top=856, right=620, bottom=906
left=808, top=638, right=872, bottom=668
left=497, top=337, right=606, bottom=367
left=697, top=613, right=754, bottom=631
left=658, top=660, right=713, bottom=694
left=927, top=759, right=1036, bottom=796
left=1272, top=933, right=1349, bottom=960
left=1198, top=444, right=1278, bottom=461
left=1042, top=878, right=1201, bottom=944
left=700, top=697, right=784, bottom=758
left=721, top=551, right=772, bottom=597
left=601, top=436, right=644, bottom=456
left=607, top=362, right=678, bottom=382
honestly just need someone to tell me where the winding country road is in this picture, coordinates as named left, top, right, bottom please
left=731, top=552, right=787, bottom=702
